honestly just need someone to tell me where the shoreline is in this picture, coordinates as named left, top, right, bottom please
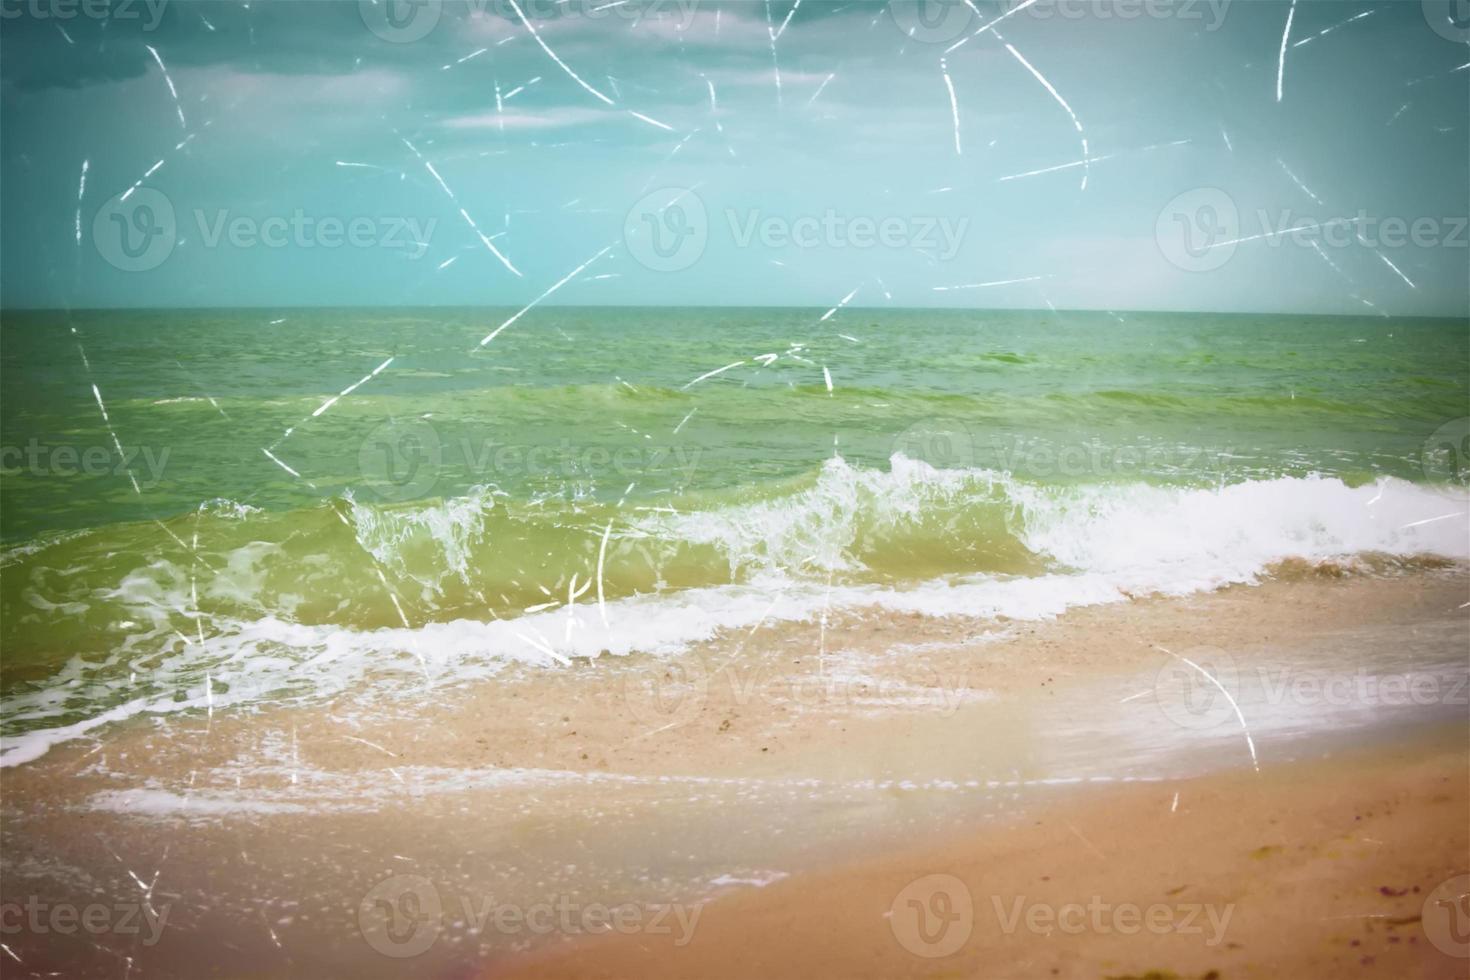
left=0, top=566, right=1465, bottom=976
left=502, top=721, right=1470, bottom=979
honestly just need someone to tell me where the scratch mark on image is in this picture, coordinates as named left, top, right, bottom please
left=1276, top=0, right=1296, bottom=103
left=1002, top=40, right=1089, bottom=190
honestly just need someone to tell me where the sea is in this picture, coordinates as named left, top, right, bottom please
left=2, top=305, right=1466, bottom=765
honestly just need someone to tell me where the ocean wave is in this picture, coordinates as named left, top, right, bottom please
left=1, top=460, right=1466, bottom=765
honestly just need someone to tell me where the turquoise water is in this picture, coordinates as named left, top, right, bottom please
left=1, top=306, right=1466, bottom=762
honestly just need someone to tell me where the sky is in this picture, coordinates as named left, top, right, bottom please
left=1, top=0, right=1467, bottom=315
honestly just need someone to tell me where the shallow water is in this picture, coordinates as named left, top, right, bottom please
left=2, top=308, right=1467, bottom=762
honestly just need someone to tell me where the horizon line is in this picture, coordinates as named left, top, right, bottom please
left=1, top=301, right=1464, bottom=320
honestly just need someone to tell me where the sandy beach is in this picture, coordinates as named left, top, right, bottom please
left=505, top=723, right=1470, bottom=980
left=2, top=564, right=1466, bottom=977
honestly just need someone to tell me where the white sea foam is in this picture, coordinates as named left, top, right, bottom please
left=3, top=462, right=1466, bottom=767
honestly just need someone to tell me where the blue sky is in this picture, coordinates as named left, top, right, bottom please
left=1, top=0, right=1466, bottom=315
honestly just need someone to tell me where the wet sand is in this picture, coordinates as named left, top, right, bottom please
left=0, top=565, right=1466, bottom=977
left=503, top=723, right=1470, bottom=980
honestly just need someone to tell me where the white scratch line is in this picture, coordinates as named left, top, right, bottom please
left=1004, top=42, right=1089, bottom=191
left=478, top=241, right=617, bottom=347
left=1156, top=645, right=1259, bottom=773
left=402, top=137, right=522, bottom=277
left=1276, top=157, right=1324, bottom=206
left=1372, top=250, right=1417, bottom=290
left=444, top=46, right=489, bottom=69
left=682, top=361, right=744, bottom=390
left=1276, top=0, right=1296, bottom=103
left=806, top=71, right=835, bottom=108
left=74, top=159, right=89, bottom=246
left=145, top=44, right=187, bottom=129
left=1400, top=512, right=1464, bottom=529
left=945, top=0, right=1040, bottom=53
left=774, top=0, right=800, bottom=40
left=91, top=384, right=140, bottom=494
left=508, top=0, right=616, bottom=105
left=596, top=520, right=613, bottom=629
left=933, top=275, right=1044, bottom=291
left=311, top=356, right=394, bottom=418
left=996, top=140, right=1189, bottom=183
left=261, top=448, right=309, bottom=485
left=515, top=630, right=570, bottom=666
left=1204, top=216, right=1355, bottom=251
left=941, top=58, right=962, bottom=156
left=673, top=408, right=697, bottom=434
left=119, top=134, right=194, bottom=203
left=820, top=285, right=860, bottom=321
left=1293, top=8, right=1374, bottom=48
left=822, top=365, right=833, bottom=394
left=342, top=735, right=399, bottom=759
left=626, top=109, right=674, bottom=131
left=765, top=0, right=783, bottom=107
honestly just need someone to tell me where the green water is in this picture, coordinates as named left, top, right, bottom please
left=0, top=306, right=1465, bottom=752
left=3, top=306, right=1463, bottom=535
